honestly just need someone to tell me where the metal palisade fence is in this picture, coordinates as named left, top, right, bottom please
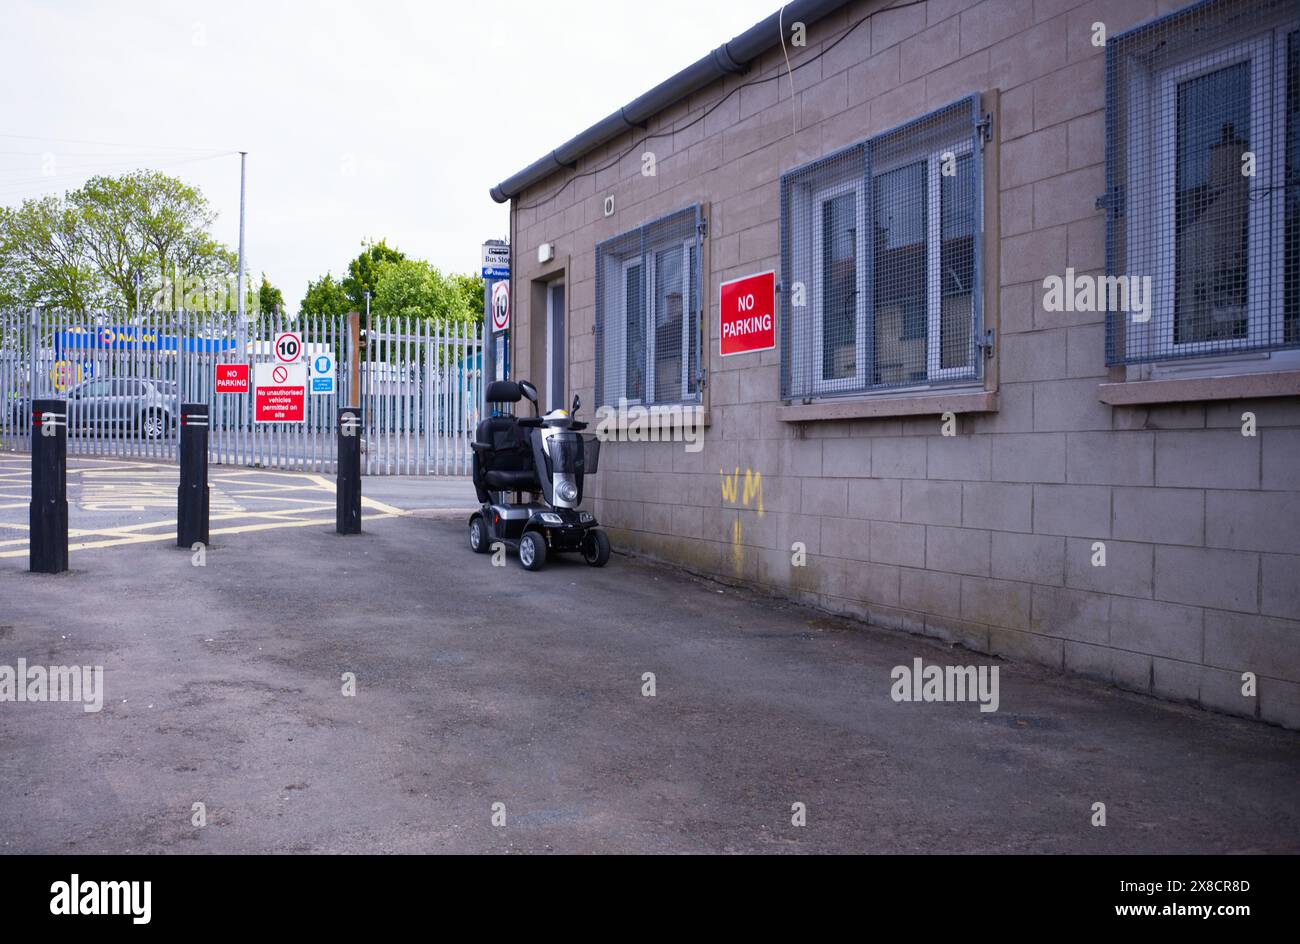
left=0, top=309, right=482, bottom=475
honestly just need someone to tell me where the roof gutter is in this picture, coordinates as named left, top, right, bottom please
left=489, top=0, right=852, bottom=203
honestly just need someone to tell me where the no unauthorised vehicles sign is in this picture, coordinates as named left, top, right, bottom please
left=254, top=362, right=306, bottom=423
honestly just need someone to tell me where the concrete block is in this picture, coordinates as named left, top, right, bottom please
left=900, top=17, right=960, bottom=83
left=1032, top=57, right=1104, bottom=129
left=902, top=479, right=963, bottom=525
left=1065, top=431, right=1154, bottom=486
left=1001, top=329, right=1067, bottom=383
left=900, top=567, right=963, bottom=619
left=869, top=520, right=927, bottom=568
left=1154, top=546, right=1259, bottom=614
left=1031, top=584, right=1110, bottom=644
left=1151, top=656, right=1201, bottom=705
left=1109, top=597, right=1203, bottom=663
left=923, top=615, right=992, bottom=653
left=927, top=435, right=991, bottom=481
left=821, top=437, right=873, bottom=477
left=1065, top=537, right=1153, bottom=598
left=1111, top=486, right=1203, bottom=547
left=848, top=477, right=903, bottom=521
left=1033, top=378, right=1113, bottom=432
left=1261, top=429, right=1300, bottom=491
left=1205, top=490, right=1300, bottom=555
left=1032, top=483, right=1110, bottom=538
left=1033, top=166, right=1105, bottom=229
left=925, top=525, right=991, bottom=576
left=1199, top=665, right=1257, bottom=720
left=1204, top=610, right=1300, bottom=682
left=961, top=575, right=1032, bottom=630
left=1000, top=125, right=1067, bottom=190
left=1260, top=677, right=1300, bottom=731
left=991, top=432, right=1066, bottom=483
left=1155, top=430, right=1260, bottom=490
left=800, top=477, right=848, bottom=517
left=962, top=482, right=1033, bottom=532
left=872, top=437, right=927, bottom=478
left=1261, top=553, right=1300, bottom=619
left=991, top=531, right=1066, bottom=585
left=989, top=626, right=1063, bottom=669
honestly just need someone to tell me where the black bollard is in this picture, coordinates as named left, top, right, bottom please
left=177, top=403, right=210, bottom=548
left=337, top=407, right=362, bottom=534
left=30, top=399, right=69, bottom=574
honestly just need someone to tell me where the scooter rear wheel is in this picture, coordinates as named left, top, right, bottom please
left=582, top=529, right=611, bottom=567
left=468, top=516, right=491, bottom=554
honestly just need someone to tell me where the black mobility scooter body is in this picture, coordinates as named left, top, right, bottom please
left=468, top=379, right=610, bottom=571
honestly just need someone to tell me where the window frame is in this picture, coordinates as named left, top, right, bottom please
left=810, top=176, right=868, bottom=394
left=595, top=205, right=703, bottom=409
left=646, top=238, right=695, bottom=404
left=1149, top=34, right=1273, bottom=358
left=1110, top=4, right=1300, bottom=376
left=927, top=138, right=979, bottom=383
left=779, top=95, right=985, bottom=402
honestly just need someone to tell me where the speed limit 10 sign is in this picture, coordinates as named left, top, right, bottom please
left=275, top=332, right=303, bottom=363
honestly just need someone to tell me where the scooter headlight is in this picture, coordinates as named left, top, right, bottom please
left=540, top=512, right=563, bottom=526
left=557, top=481, right=579, bottom=503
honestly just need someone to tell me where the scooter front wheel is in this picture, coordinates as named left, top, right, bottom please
left=519, top=531, right=547, bottom=571
left=582, top=529, right=611, bottom=567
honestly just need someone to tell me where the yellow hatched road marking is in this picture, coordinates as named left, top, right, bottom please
left=0, top=513, right=400, bottom=558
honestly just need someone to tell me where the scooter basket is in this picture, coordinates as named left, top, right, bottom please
left=581, top=433, right=601, bottom=475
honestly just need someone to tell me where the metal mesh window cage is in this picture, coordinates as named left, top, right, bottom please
left=1104, top=0, right=1300, bottom=365
left=594, top=205, right=703, bottom=408
left=780, top=95, right=984, bottom=401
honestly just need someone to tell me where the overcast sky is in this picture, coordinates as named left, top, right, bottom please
left=0, top=0, right=778, bottom=312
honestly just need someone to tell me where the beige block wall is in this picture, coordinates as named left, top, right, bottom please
left=506, top=0, right=1300, bottom=728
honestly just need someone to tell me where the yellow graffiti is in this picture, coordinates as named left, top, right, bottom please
left=721, top=467, right=765, bottom=575
left=720, top=467, right=764, bottom=514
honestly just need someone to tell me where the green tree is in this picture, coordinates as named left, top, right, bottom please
left=372, top=258, right=477, bottom=323
left=1, top=170, right=235, bottom=311
left=299, top=273, right=351, bottom=316
left=342, top=239, right=404, bottom=313
left=448, top=271, right=485, bottom=324
left=0, top=196, right=105, bottom=309
left=258, top=273, right=285, bottom=315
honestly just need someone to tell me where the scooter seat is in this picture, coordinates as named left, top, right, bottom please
left=483, top=468, right=540, bottom=490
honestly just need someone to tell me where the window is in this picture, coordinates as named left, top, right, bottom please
left=1106, top=0, right=1300, bottom=370
left=781, top=96, right=984, bottom=400
left=595, top=205, right=703, bottom=407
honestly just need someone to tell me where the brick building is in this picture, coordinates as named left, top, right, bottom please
left=488, top=0, right=1300, bottom=727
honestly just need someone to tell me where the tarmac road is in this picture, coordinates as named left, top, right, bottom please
left=0, top=475, right=1297, bottom=853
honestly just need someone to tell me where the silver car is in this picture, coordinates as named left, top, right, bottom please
left=66, top=377, right=177, bottom=440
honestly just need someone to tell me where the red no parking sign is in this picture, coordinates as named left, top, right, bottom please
left=719, top=270, right=776, bottom=357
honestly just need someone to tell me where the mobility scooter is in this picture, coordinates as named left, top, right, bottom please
left=468, top=379, right=611, bottom=571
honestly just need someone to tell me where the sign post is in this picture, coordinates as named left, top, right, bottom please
left=482, top=239, right=510, bottom=385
